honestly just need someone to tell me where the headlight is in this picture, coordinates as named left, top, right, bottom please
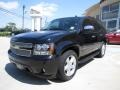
left=33, top=43, right=54, bottom=55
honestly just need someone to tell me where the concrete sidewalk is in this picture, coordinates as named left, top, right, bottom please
left=0, top=37, right=120, bottom=90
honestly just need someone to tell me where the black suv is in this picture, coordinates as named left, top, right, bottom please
left=8, top=16, right=106, bottom=81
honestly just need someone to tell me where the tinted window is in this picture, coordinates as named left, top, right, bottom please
left=83, top=19, right=95, bottom=31
left=42, top=18, right=79, bottom=31
left=90, top=19, right=105, bottom=33
left=93, top=21, right=102, bottom=32
left=48, top=20, right=60, bottom=30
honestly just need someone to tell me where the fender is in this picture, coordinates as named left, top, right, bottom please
left=55, top=40, right=80, bottom=57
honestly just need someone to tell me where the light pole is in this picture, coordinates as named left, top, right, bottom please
left=22, top=5, right=25, bottom=30
left=40, top=17, right=42, bottom=30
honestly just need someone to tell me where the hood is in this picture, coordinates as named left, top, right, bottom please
left=11, top=31, right=68, bottom=43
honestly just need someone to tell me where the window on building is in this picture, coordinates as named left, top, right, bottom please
left=110, top=3, right=119, bottom=11
left=102, top=2, right=119, bottom=20
left=102, top=5, right=109, bottom=13
left=102, top=10, right=119, bottom=19
left=107, top=20, right=117, bottom=29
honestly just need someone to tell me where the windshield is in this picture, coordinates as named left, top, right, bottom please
left=116, top=30, right=120, bottom=33
left=42, top=18, right=79, bottom=32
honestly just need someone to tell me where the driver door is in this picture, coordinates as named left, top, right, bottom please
left=80, top=19, right=98, bottom=56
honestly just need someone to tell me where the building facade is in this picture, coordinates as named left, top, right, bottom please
left=85, top=0, right=120, bottom=33
left=85, top=3, right=100, bottom=20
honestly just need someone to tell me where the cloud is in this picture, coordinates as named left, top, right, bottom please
left=30, top=2, right=58, bottom=17
left=0, top=1, right=18, bottom=10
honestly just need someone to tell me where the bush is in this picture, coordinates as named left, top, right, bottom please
left=11, top=30, right=31, bottom=35
left=0, top=32, right=11, bottom=36
left=0, top=29, right=31, bottom=36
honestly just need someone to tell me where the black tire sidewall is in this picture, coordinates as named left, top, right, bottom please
left=57, top=50, right=78, bottom=81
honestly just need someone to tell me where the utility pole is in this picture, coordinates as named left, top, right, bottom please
left=22, top=5, right=25, bottom=30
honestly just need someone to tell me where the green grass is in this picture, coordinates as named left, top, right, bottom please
left=0, top=32, right=11, bottom=36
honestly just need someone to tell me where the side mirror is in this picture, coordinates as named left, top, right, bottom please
left=84, top=25, right=94, bottom=30
left=70, top=26, right=75, bottom=30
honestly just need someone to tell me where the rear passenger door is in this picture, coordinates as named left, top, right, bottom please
left=93, top=20, right=106, bottom=49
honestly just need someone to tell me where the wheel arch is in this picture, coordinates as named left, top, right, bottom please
left=61, top=46, right=80, bottom=57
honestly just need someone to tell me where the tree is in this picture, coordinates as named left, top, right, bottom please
left=0, top=28, right=4, bottom=32
left=4, top=22, right=17, bottom=32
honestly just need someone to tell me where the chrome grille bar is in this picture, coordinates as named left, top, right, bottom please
left=11, top=41, right=33, bottom=49
left=10, top=41, right=33, bottom=57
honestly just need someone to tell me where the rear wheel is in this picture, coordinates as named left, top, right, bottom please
left=57, top=50, right=78, bottom=81
left=96, top=42, right=106, bottom=58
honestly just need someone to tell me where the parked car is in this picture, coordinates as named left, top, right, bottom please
left=8, top=16, right=106, bottom=81
left=106, top=30, right=120, bottom=44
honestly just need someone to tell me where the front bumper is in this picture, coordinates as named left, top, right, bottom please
left=8, top=49, right=59, bottom=79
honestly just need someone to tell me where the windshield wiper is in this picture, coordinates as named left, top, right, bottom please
left=49, top=28, right=63, bottom=30
left=41, top=28, right=49, bottom=31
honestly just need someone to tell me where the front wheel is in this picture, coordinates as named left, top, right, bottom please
left=96, top=42, right=106, bottom=58
left=57, top=50, right=78, bottom=81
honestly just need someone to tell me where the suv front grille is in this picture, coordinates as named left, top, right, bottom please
left=10, top=42, right=33, bottom=57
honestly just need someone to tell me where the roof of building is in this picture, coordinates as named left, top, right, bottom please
left=85, top=3, right=99, bottom=12
left=100, top=0, right=106, bottom=3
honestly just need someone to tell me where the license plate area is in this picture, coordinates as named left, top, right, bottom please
left=16, top=64, right=25, bottom=70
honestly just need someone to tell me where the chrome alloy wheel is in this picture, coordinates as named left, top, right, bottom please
left=64, top=55, right=77, bottom=76
left=101, top=43, right=106, bottom=56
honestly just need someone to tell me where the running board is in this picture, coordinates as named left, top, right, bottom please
left=78, top=51, right=100, bottom=64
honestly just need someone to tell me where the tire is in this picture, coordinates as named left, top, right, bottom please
left=57, top=50, right=78, bottom=81
left=96, top=42, right=106, bottom=58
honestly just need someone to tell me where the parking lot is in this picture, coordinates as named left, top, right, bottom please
left=0, top=37, right=120, bottom=90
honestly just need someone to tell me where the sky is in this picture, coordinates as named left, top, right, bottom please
left=0, top=0, right=99, bottom=29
